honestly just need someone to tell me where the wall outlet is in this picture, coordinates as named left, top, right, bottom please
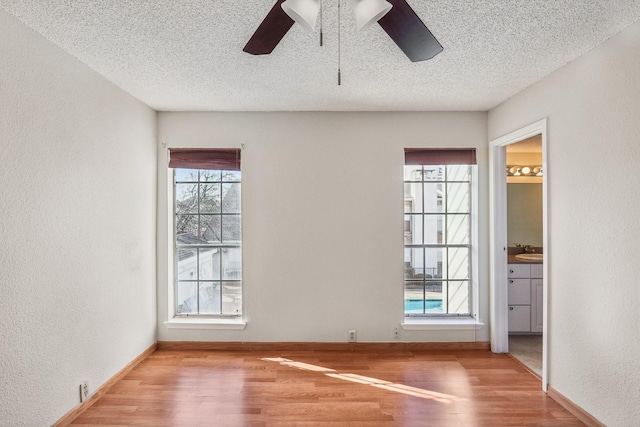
left=348, top=329, right=357, bottom=342
left=80, top=381, right=89, bottom=402
left=394, top=327, right=400, bottom=340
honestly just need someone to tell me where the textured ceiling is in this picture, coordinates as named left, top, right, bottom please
left=2, top=1, right=640, bottom=111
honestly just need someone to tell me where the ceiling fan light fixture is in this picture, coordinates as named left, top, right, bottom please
left=281, top=0, right=321, bottom=32
left=351, top=0, right=393, bottom=31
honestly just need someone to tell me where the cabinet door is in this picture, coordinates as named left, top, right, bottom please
left=508, top=305, right=531, bottom=332
left=530, top=279, right=544, bottom=333
left=508, top=279, right=531, bottom=305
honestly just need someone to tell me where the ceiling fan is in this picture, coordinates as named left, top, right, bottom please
left=243, top=0, right=443, bottom=62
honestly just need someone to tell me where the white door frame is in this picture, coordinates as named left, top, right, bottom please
left=489, top=118, right=549, bottom=391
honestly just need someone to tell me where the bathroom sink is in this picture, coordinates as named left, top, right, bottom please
left=515, top=253, right=543, bottom=261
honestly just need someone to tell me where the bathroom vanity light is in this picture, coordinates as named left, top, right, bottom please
left=506, top=165, right=542, bottom=177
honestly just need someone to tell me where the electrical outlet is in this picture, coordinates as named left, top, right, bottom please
left=394, top=327, right=400, bottom=340
left=80, top=381, right=89, bottom=402
left=348, top=329, right=357, bottom=342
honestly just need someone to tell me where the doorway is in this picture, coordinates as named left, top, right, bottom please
left=505, top=137, right=543, bottom=377
left=489, top=119, right=548, bottom=391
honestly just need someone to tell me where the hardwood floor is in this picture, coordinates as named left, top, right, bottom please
left=69, top=346, right=585, bottom=426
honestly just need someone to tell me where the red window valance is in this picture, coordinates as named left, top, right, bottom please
left=168, top=148, right=241, bottom=171
left=404, top=148, right=477, bottom=165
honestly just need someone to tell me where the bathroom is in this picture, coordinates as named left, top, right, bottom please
left=506, top=135, right=543, bottom=376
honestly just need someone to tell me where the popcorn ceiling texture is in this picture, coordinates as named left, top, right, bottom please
left=1, top=0, right=640, bottom=111
left=0, top=8, right=157, bottom=426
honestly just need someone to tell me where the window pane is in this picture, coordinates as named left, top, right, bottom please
left=200, top=182, right=221, bottom=213
left=199, top=248, right=219, bottom=280
left=446, top=182, right=470, bottom=213
left=200, top=215, right=221, bottom=243
left=404, top=183, right=422, bottom=213
left=175, top=168, right=198, bottom=182
left=176, top=215, right=199, bottom=240
left=221, top=215, right=241, bottom=243
left=175, top=183, right=199, bottom=214
left=422, top=165, right=443, bottom=181
left=423, top=183, right=443, bottom=213
left=200, top=169, right=221, bottom=182
left=222, top=281, right=242, bottom=315
left=447, top=215, right=469, bottom=244
left=404, top=214, right=422, bottom=245
left=222, top=170, right=241, bottom=182
left=423, top=214, right=444, bottom=244
left=446, top=165, right=470, bottom=182
left=404, top=165, right=422, bottom=181
left=177, top=248, right=198, bottom=280
left=404, top=248, right=423, bottom=279
left=176, top=282, right=198, bottom=314
left=425, top=247, right=444, bottom=280
left=448, top=281, right=469, bottom=315
left=448, top=247, right=469, bottom=280
left=222, top=248, right=242, bottom=280
left=222, top=183, right=241, bottom=213
left=404, top=281, right=424, bottom=314
left=425, top=282, right=443, bottom=314
left=198, top=282, right=221, bottom=314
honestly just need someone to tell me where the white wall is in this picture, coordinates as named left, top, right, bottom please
left=489, top=20, right=640, bottom=427
left=0, top=10, right=157, bottom=426
left=157, top=112, right=489, bottom=343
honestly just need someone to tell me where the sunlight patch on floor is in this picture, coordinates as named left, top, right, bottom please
left=262, top=357, right=461, bottom=403
left=261, top=357, right=336, bottom=372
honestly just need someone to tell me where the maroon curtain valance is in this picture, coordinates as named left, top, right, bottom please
left=404, top=148, right=477, bottom=166
left=168, top=148, right=241, bottom=171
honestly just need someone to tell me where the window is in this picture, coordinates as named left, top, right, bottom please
left=404, top=149, right=476, bottom=317
left=170, top=149, right=242, bottom=317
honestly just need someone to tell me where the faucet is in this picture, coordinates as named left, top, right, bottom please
left=524, top=245, right=535, bottom=253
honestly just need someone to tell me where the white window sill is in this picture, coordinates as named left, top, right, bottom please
left=164, top=317, right=247, bottom=330
left=402, top=317, right=484, bottom=331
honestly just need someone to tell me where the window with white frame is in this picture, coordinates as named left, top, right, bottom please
left=404, top=149, right=476, bottom=317
left=170, top=149, right=242, bottom=317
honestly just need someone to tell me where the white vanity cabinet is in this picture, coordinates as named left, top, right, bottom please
left=508, top=263, right=543, bottom=333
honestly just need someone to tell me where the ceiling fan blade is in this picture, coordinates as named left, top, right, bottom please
left=243, top=0, right=295, bottom=55
left=377, top=0, right=443, bottom=62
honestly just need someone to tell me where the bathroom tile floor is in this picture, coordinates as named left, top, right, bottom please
left=509, top=335, right=542, bottom=377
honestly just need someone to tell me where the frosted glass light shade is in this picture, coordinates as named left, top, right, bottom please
left=282, top=0, right=321, bottom=32
left=351, top=0, right=393, bottom=31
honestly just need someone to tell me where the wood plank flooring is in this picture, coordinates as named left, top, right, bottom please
left=70, top=347, right=585, bottom=426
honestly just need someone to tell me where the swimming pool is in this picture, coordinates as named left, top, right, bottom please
left=405, top=299, right=443, bottom=313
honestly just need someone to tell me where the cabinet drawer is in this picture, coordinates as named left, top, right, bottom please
left=531, top=263, right=543, bottom=278
left=508, top=264, right=530, bottom=278
left=508, top=279, right=531, bottom=305
left=508, top=305, right=531, bottom=332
